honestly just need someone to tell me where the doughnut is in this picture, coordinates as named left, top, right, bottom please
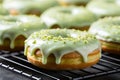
left=2, top=0, right=59, bottom=16
left=0, top=15, right=46, bottom=51
left=58, top=0, right=91, bottom=6
left=89, top=17, right=120, bottom=54
left=24, top=29, right=101, bottom=70
left=86, top=0, right=120, bottom=18
left=40, top=6, right=98, bottom=30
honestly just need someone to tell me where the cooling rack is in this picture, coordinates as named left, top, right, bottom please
left=0, top=51, right=120, bottom=80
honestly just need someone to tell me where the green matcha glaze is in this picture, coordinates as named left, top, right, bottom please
left=40, top=6, right=98, bottom=29
left=3, top=0, right=59, bottom=14
left=0, top=15, right=47, bottom=49
left=86, top=0, right=120, bottom=17
left=0, top=4, right=9, bottom=15
left=89, top=17, right=120, bottom=43
left=24, top=29, right=101, bottom=64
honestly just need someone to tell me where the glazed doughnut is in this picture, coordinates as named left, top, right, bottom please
left=2, top=0, right=59, bottom=16
left=58, top=0, right=91, bottom=6
left=86, top=0, right=120, bottom=18
left=24, top=29, right=101, bottom=70
left=40, top=6, right=98, bottom=30
left=0, top=15, right=46, bottom=51
left=89, top=17, right=120, bottom=54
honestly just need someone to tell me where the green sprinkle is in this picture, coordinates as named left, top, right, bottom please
left=32, top=40, right=36, bottom=44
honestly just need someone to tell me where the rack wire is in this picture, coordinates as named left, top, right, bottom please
left=0, top=51, right=120, bottom=80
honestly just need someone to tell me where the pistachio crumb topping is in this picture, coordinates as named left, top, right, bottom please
left=30, top=29, right=96, bottom=43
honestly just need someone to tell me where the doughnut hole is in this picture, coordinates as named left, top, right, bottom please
left=51, top=25, right=89, bottom=30
left=69, top=26, right=89, bottom=30
left=51, top=24, right=60, bottom=29
left=26, top=10, right=41, bottom=16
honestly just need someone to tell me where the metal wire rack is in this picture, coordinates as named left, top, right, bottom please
left=0, top=51, right=120, bottom=80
